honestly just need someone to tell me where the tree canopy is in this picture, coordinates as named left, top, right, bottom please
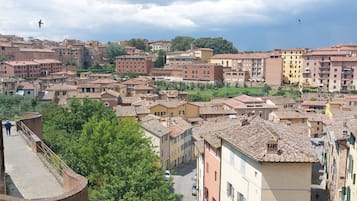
left=171, top=36, right=238, bottom=54
left=42, top=98, right=175, bottom=200
left=154, top=50, right=166, bottom=68
left=193, top=37, right=238, bottom=54
left=170, top=36, right=195, bottom=51
left=105, top=43, right=127, bottom=64
left=126, top=38, right=150, bottom=51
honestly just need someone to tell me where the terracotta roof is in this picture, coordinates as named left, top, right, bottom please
left=193, top=117, right=243, bottom=148
left=46, top=84, right=77, bottom=91
left=135, top=105, right=150, bottom=115
left=121, top=77, right=150, bottom=85
left=120, top=96, right=141, bottom=105
left=271, top=110, right=308, bottom=119
left=89, top=78, right=118, bottom=84
left=199, top=106, right=236, bottom=115
left=301, top=101, right=327, bottom=106
left=140, top=117, right=170, bottom=137
left=67, top=92, right=101, bottom=99
left=234, top=95, right=264, bottom=104
left=168, top=117, right=192, bottom=138
left=114, top=106, right=137, bottom=117
left=261, top=96, right=296, bottom=105
left=134, top=84, right=154, bottom=90
left=101, top=89, right=120, bottom=97
left=218, top=118, right=318, bottom=163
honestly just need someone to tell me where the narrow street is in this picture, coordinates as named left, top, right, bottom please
left=172, top=160, right=197, bottom=201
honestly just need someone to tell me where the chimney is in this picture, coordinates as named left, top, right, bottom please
left=267, top=138, right=278, bottom=154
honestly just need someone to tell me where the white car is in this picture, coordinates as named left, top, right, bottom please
left=164, top=170, right=171, bottom=181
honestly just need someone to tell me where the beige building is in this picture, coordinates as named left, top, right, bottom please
left=223, top=95, right=278, bottom=119
left=140, top=115, right=171, bottom=169
left=168, top=117, right=193, bottom=168
left=345, top=119, right=357, bottom=201
left=149, top=100, right=200, bottom=120
left=218, top=118, right=318, bottom=201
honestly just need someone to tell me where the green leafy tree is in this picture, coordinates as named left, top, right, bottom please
left=154, top=50, right=166, bottom=68
left=171, top=36, right=195, bottom=51
left=127, top=38, right=149, bottom=51
left=193, top=37, right=238, bottom=54
left=42, top=98, right=175, bottom=200
left=105, top=43, right=127, bottom=64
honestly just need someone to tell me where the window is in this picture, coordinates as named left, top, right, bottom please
left=206, top=163, right=209, bottom=173
left=227, top=182, right=233, bottom=196
left=237, top=192, right=246, bottom=201
left=215, top=171, right=217, bottom=181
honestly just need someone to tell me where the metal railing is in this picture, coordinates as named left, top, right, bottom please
left=16, top=121, right=69, bottom=184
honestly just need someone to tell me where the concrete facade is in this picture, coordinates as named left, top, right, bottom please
left=282, top=48, right=308, bottom=84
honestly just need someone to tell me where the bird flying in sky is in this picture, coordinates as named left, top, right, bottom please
left=38, top=19, right=44, bottom=28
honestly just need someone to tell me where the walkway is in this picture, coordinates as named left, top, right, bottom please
left=2, top=123, right=63, bottom=199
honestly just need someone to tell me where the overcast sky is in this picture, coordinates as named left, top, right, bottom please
left=0, top=0, right=356, bottom=51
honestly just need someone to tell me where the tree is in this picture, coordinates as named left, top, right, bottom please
left=41, top=98, right=175, bottom=200
left=193, top=37, right=238, bottom=54
left=154, top=50, right=166, bottom=68
left=127, top=38, right=149, bottom=51
left=171, top=36, right=195, bottom=51
left=105, top=43, right=127, bottom=64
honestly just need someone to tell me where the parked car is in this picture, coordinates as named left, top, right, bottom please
left=164, top=170, right=171, bottom=181
left=192, top=184, right=197, bottom=196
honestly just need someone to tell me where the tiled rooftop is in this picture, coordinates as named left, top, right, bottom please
left=140, top=116, right=170, bottom=137
left=218, top=118, right=318, bottom=163
left=114, top=106, right=137, bottom=117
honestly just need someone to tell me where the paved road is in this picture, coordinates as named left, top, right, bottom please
left=2, top=123, right=63, bottom=199
left=172, top=160, right=197, bottom=201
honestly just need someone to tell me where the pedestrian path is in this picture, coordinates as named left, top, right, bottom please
left=3, top=124, right=63, bottom=199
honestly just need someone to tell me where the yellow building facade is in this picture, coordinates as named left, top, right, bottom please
left=282, top=48, right=307, bottom=84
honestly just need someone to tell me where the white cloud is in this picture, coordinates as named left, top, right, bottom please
left=0, top=0, right=332, bottom=41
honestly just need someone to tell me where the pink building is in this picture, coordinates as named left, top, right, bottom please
left=302, top=49, right=350, bottom=91
left=203, top=136, right=221, bottom=201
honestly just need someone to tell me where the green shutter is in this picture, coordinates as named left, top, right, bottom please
left=347, top=186, right=351, bottom=201
left=350, top=133, right=356, bottom=145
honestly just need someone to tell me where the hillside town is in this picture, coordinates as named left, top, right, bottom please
left=2, top=33, right=357, bottom=201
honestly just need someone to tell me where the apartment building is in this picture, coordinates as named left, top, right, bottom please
left=218, top=118, right=317, bottom=201
left=265, top=52, right=283, bottom=87
left=166, top=56, right=200, bottom=66
left=168, top=117, right=193, bottom=168
left=301, top=49, right=351, bottom=91
left=115, top=55, right=153, bottom=75
left=169, top=64, right=223, bottom=82
left=140, top=115, right=171, bottom=169
left=329, top=57, right=357, bottom=93
left=282, top=48, right=308, bottom=84
left=1, top=59, right=62, bottom=78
